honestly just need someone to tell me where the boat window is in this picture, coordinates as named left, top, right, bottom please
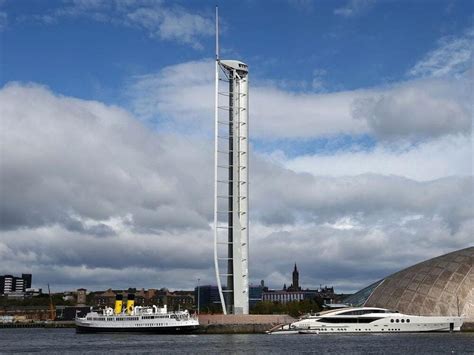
left=396, top=319, right=399, bottom=323
left=319, top=317, right=383, bottom=323
left=407, top=319, right=410, bottom=323
left=401, top=319, right=405, bottom=323
left=390, top=319, right=394, bottom=323
left=338, top=309, right=386, bottom=316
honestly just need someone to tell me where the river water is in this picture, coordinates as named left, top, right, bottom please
left=0, top=329, right=472, bottom=354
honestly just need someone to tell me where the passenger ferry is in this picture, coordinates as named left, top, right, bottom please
left=75, top=294, right=199, bottom=333
left=268, top=307, right=464, bottom=334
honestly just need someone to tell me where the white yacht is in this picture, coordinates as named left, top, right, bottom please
left=268, top=307, right=464, bottom=334
left=76, top=297, right=199, bottom=333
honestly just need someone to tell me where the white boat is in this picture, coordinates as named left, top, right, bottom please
left=76, top=302, right=199, bottom=333
left=268, top=307, right=464, bottom=334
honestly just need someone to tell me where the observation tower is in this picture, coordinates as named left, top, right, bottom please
left=213, top=7, right=249, bottom=315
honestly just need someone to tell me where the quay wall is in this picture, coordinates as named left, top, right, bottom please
left=196, top=314, right=295, bottom=334
left=461, top=322, right=474, bottom=332
left=1, top=318, right=472, bottom=332
left=0, top=321, right=75, bottom=328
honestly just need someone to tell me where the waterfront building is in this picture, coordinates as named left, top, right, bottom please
left=249, top=281, right=266, bottom=309
left=94, top=289, right=117, bottom=307
left=62, top=291, right=76, bottom=302
left=22, top=274, right=32, bottom=289
left=0, top=306, right=52, bottom=321
left=167, top=291, right=194, bottom=311
left=76, top=288, right=87, bottom=306
left=195, top=285, right=222, bottom=312
left=261, top=287, right=337, bottom=305
left=262, top=291, right=305, bottom=303
left=92, top=288, right=194, bottom=310
left=25, top=288, right=42, bottom=297
left=0, top=273, right=32, bottom=296
left=0, top=275, right=13, bottom=294
left=345, top=246, right=474, bottom=322
left=56, top=306, right=91, bottom=320
left=258, top=264, right=337, bottom=305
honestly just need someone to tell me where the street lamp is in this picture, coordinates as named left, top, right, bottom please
left=197, top=278, right=200, bottom=315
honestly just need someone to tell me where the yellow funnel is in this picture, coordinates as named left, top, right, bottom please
left=114, top=294, right=123, bottom=314
left=126, top=294, right=135, bottom=315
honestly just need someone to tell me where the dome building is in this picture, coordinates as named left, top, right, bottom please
left=345, top=247, right=474, bottom=321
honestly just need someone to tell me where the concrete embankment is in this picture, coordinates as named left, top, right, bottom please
left=1, top=318, right=472, bottom=333
left=196, top=314, right=295, bottom=334
left=461, top=322, right=474, bottom=332
left=0, top=321, right=75, bottom=328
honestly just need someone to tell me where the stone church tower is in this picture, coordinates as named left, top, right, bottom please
left=286, top=263, right=301, bottom=291
left=292, top=263, right=300, bottom=290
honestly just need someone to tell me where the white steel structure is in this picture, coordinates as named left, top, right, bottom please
left=213, top=7, right=249, bottom=315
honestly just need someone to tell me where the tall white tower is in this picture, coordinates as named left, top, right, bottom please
left=213, top=7, right=249, bottom=315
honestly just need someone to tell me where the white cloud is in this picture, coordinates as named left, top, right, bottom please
left=128, top=59, right=471, bottom=141
left=287, top=0, right=314, bottom=12
left=21, top=0, right=214, bottom=49
left=0, top=225, right=214, bottom=291
left=0, top=82, right=213, bottom=232
left=409, top=27, right=473, bottom=78
left=0, top=11, right=7, bottom=31
left=128, top=58, right=368, bottom=137
left=352, top=77, right=471, bottom=140
left=311, top=69, right=327, bottom=92
left=334, top=0, right=376, bottom=18
left=128, top=60, right=215, bottom=133
left=251, top=218, right=473, bottom=291
left=282, top=134, right=472, bottom=181
left=1, top=82, right=472, bottom=292
left=251, top=155, right=473, bottom=232
left=124, top=5, right=214, bottom=49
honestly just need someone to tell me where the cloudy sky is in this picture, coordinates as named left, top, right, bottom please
left=0, top=0, right=472, bottom=293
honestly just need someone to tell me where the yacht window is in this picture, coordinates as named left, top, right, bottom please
left=390, top=319, right=394, bottom=323
left=401, top=319, right=405, bottom=323
left=338, top=309, right=386, bottom=316
left=396, top=319, right=399, bottom=323
left=319, top=317, right=383, bottom=323
left=407, top=319, right=410, bottom=323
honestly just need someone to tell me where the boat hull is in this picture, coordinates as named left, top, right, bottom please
left=267, top=307, right=464, bottom=334
left=76, top=325, right=199, bottom=334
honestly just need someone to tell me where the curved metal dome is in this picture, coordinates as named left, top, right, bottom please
left=363, top=247, right=473, bottom=320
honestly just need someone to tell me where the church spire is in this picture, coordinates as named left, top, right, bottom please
left=292, top=263, right=300, bottom=291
